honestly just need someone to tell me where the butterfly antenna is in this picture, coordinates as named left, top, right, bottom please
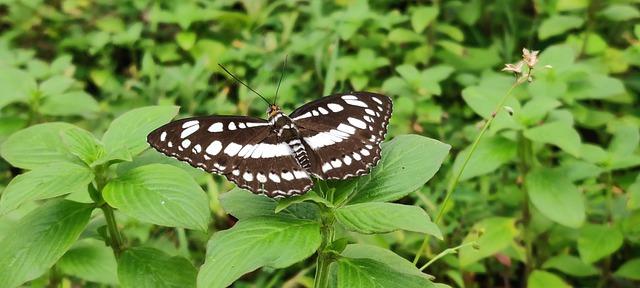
left=274, top=55, right=288, bottom=105
left=218, top=63, right=271, bottom=105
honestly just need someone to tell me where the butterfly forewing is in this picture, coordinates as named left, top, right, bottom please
left=147, top=116, right=313, bottom=197
left=290, top=92, right=392, bottom=180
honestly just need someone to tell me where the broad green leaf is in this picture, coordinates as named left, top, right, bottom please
left=460, top=74, right=521, bottom=131
left=541, top=255, right=599, bottom=277
left=580, top=143, right=608, bottom=164
left=539, top=15, right=584, bottom=39
left=599, top=4, right=640, bottom=22
left=0, top=67, right=36, bottom=108
left=219, top=187, right=319, bottom=220
left=388, top=28, right=423, bottom=43
left=411, top=6, right=438, bottom=33
left=574, top=75, right=626, bottom=101
left=578, top=224, right=623, bottom=264
left=197, top=216, right=321, bottom=287
left=607, top=124, right=640, bottom=170
left=103, top=164, right=209, bottom=232
left=341, top=244, right=434, bottom=281
left=459, top=217, right=518, bottom=267
left=518, top=97, right=562, bottom=126
left=40, top=91, right=100, bottom=117
left=526, top=168, right=585, bottom=228
left=176, top=31, right=196, bottom=50
left=61, top=127, right=106, bottom=165
left=58, top=239, right=118, bottom=285
left=102, top=106, right=179, bottom=156
left=0, top=200, right=93, bottom=288
left=0, top=162, right=94, bottom=214
left=1, top=122, right=79, bottom=169
left=453, top=135, right=517, bottom=181
left=91, top=146, right=133, bottom=167
left=524, top=122, right=582, bottom=157
left=335, top=202, right=442, bottom=238
left=528, top=270, right=571, bottom=288
left=347, top=135, right=450, bottom=204
left=614, top=258, right=640, bottom=280
left=119, top=247, right=196, bottom=288
left=39, top=75, right=74, bottom=97
left=335, top=257, right=435, bottom=287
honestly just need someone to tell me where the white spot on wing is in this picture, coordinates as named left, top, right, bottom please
left=365, top=109, right=376, bottom=116
left=318, top=107, right=329, bottom=114
left=181, top=123, right=199, bottom=138
left=342, top=95, right=358, bottom=100
left=361, top=148, right=371, bottom=156
left=293, top=111, right=313, bottom=120
left=182, top=120, right=199, bottom=128
left=353, top=152, right=362, bottom=161
left=181, top=139, right=191, bottom=148
left=293, top=170, right=308, bottom=179
left=208, top=122, right=223, bottom=132
left=344, top=99, right=368, bottom=107
left=372, top=97, right=383, bottom=105
left=322, top=162, right=333, bottom=173
left=239, top=122, right=247, bottom=129
left=269, top=173, right=281, bottom=183
left=243, top=172, right=253, bottom=181
left=257, top=173, right=267, bottom=183
left=232, top=169, right=240, bottom=176
left=348, top=117, right=367, bottom=129
left=343, top=155, right=352, bottom=165
left=238, top=144, right=254, bottom=158
left=327, top=103, right=344, bottom=112
left=192, top=144, right=202, bottom=154
left=167, top=141, right=173, bottom=147
left=224, top=142, right=243, bottom=156
left=312, top=110, right=319, bottom=116
left=331, top=158, right=342, bottom=168
left=228, top=122, right=237, bottom=130
left=281, top=171, right=294, bottom=181
left=160, top=131, right=167, bottom=142
left=245, top=122, right=269, bottom=128
left=205, top=140, right=222, bottom=155
left=337, top=123, right=356, bottom=135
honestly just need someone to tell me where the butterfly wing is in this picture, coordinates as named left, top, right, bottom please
left=289, top=92, right=392, bottom=180
left=147, top=116, right=313, bottom=197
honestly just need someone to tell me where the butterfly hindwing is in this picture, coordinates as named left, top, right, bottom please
left=290, top=92, right=392, bottom=180
left=147, top=116, right=313, bottom=197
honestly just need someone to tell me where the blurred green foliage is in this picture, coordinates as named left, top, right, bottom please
left=1, top=0, right=639, bottom=287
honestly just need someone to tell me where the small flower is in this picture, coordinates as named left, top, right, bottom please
left=522, top=48, right=540, bottom=68
left=501, top=61, right=524, bottom=74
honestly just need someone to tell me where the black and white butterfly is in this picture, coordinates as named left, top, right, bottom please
left=147, top=88, right=392, bottom=198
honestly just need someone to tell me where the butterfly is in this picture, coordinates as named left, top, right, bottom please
left=147, top=69, right=392, bottom=198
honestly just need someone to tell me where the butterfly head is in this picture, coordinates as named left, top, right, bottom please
left=267, top=104, right=282, bottom=118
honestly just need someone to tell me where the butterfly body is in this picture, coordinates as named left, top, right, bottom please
left=147, top=92, right=392, bottom=198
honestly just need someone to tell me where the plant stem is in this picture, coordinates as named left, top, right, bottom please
left=413, top=75, right=528, bottom=266
left=314, top=211, right=335, bottom=288
left=95, top=164, right=125, bottom=259
left=517, top=132, right=534, bottom=279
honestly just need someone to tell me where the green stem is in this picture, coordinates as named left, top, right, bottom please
left=517, top=132, right=534, bottom=278
left=314, top=212, right=335, bottom=288
left=95, top=164, right=125, bottom=259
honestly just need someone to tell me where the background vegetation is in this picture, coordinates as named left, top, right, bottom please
left=1, top=0, right=639, bottom=287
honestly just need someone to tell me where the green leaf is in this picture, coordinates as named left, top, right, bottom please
left=526, top=168, right=585, bottom=228
left=614, top=258, right=640, bottom=280
left=539, top=15, right=584, bottom=40
left=541, top=255, right=600, bottom=277
left=102, top=106, right=179, bottom=156
left=347, top=135, right=450, bottom=204
left=518, top=97, right=562, bottom=126
left=219, top=187, right=319, bottom=220
left=0, top=200, right=93, bottom=288
left=0, top=162, right=94, bottom=214
left=176, top=31, right=197, bottom=50
left=1, top=122, right=79, bottom=169
left=39, top=75, right=74, bottom=97
left=0, top=67, right=36, bottom=108
left=103, top=164, right=210, bottom=232
left=453, top=135, right=517, bottom=181
left=599, top=4, right=640, bottom=22
left=335, top=257, right=435, bottom=287
left=40, top=91, right=100, bottom=117
left=577, top=224, right=623, bottom=264
left=411, top=7, right=438, bottom=33
left=388, top=28, right=424, bottom=43
left=119, top=247, right=196, bottom=288
left=341, top=244, right=434, bottom=281
left=459, top=217, right=518, bottom=267
left=61, top=127, right=106, bottom=165
left=607, top=124, right=640, bottom=170
left=58, top=239, right=118, bottom=285
left=197, top=216, right=321, bottom=287
left=335, top=202, right=442, bottom=238
left=524, top=122, right=582, bottom=157
left=528, top=270, right=571, bottom=288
